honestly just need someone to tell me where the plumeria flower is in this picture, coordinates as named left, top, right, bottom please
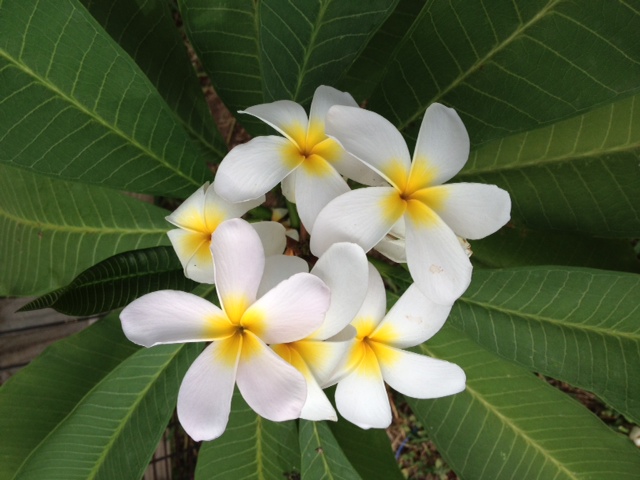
left=311, top=103, right=511, bottom=304
left=121, top=218, right=331, bottom=441
left=213, top=85, right=383, bottom=231
left=266, top=242, right=369, bottom=421
left=166, top=182, right=285, bottom=283
left=330, top=264, right=466, bottom=429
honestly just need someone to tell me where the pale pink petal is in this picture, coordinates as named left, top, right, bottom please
left=374, top=344, right=466, bottom=399
left=309, top=242, right=369, bottom=340
left=166, top=183, right=208, bottom=231
left=213, top=136, right=301, bottom=202
left=177, top=339, right=240, bottom=441
left=210, top=219, right=264, bottom=318
left=325, top=105, right=411, bottom=190
left=294, top=162, right=350, bottom=232
left=257, top=255, right=309, bottom=298
left=243, top=273, right=330, bottom=344
left=250, top=221, right=287, bottom=256
left=310, top=187, right=402, bottom=256
left=241, top=100, right=309, bottom=146
left=371, top=284, right=452, bottom=348
left=335, top=361, right=391, bottom=429
left=166, top=229, right=214, bottom=284
left=426, top=183, right=511, bottom=240
left=236, top=332, right=307, bottom=421
left=404, top=205, right=472, bottom=305
left=412, top=103, right=470, bottom=185
left=121, top=290, right=233, bottom=347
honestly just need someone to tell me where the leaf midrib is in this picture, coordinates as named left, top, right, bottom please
left=0, top=48, right=200, bottom=187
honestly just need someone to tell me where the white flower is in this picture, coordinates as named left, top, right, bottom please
left=213, top=85, right=383, bottom=232
left=311, top=103, right=511, bottom=304
left=330, top=264, right=466, bottom=429
left=120, top=218, right=331, bottom=441
left=266, top=242, right=369, bottom=421
left=166, top=182, right=285, bottom=283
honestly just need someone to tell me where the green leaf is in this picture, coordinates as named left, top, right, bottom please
left=0, top=0, right=210, bottom=196
left=329, top=417, right=404, bottom=480
left=458, top=92, right=640, bottom=237
left=0, top=165, right=170, bottom=296
left=0, top=313, right=139, bottom=479
left=195, top=390, right=300, bottom=479
left=408, top=324, right=640, bottom=480
left=470, top=224, right=640, bottom=272
left=12, top=343, right=200, bottom=480
left=79, top=0, right=227, bottom=160
left=20, top=246, right=196, bottom=316
left=368, top=0, right=640, bottom=145
left=299, top=420, right=361, bottom=480
left=451, top=267, right=640, bottom=423
left=180, top=0, right=396, bottom=133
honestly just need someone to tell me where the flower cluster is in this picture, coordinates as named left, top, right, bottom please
left=120, top=86, right=511, bottom=441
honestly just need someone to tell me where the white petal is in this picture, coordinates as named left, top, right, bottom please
left=427, top=183, right=511, bottom=240
left=404, top=204, right=472, bottom=304
left=177, top=340, right=240, bottom=441
left=335, top=360, right=391, bottom=429
left=300, top=372, right=338, bottom=421
left=412, top=103, right=470, bottom=185
left=203, top=185, right=265, bottom=227
left=211, top=219, right=264, bottom=318
left=166, top=229, right=214, bottom=284
left=257, top=254, right=309, bottom=298
left=243, top=273, right=330, bottom=344
left=308, top=85, right=358, bottom=129
left=350, top=263, right=387, bottom=335
left=332, top=150, right=388, bottom=186
left=120, top=290, right=230, bottom=347
left=214, top=136, right=301, bottom=202
left=293, top=339, right=353, bottom=387
left=325, top=105, right=411, bottom=190
left=310, top=187, right=401, bottom=256
left=251, top=221, right=287, bottom=256
left=373, top=217, right=407, bottom=262
left=309, top=242, right=369, bottom=339
left=241, top=100, right=309, bottom=146
left=371, top=284, right=452, bottom=348
left=281, top=173, right=296, bottom=202
left=236, top=332, right=307, bottom=421
left=165, top=183, right=208, bottom=231
left=375, top=344, right=466, bottom=399
left=294, top=163, right=350, bottom=232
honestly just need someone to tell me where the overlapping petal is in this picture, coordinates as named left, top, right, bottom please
left=241, top=100, right=309, bottom=145
left=236, top=332, right=307, bottom=422
left=258, top=255, right=309, bottom=298
left=211, top=219, right=265, bottom=319
left=374, top=344, right=466, bottom=399
left=308, top=85, right=358, bottom=134
left=243, top=273, right=330, bottom=344
left=177, top=340, right=240, bottom=441
left=325, top=105, right=411, bottom=189
left=372, top=284, right=452, bottom=348
left=214, top=136, right=301, bottom=202
left=412, top=103, right=470, bottom=186
left=310, top=187, right=402, bottom=256
left=250, top=221, right=287, bottom=256
left=424, top=183, right=511, bottom=239
left=167, top=228, right=214, bottom=284
left=120, top=290, right=233, bottom=347
left=404, top=202, right=472, bottom=304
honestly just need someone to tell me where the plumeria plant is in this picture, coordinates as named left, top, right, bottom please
left=1, top=1, right=639, bottom=479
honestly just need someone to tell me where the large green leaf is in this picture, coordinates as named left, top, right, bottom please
left=0, top=314, right=139, bottom=479
left=195, top=390, right=300, bottom=479
left=458, top=92, right=640, bottom=237
left=179, top=0, right=396, bottom=134
left=0, top=165, right=170, bottom=296
left=0, top=0, right=210, bottom=196
left=12, top=343, right=199, bottom=480
left=20, top=246, right=196, bottom=316
left=80, top=0, right=227, bottom=160
left=470, top=224, right=640, bottom=273
left=451, top=267, right=640, bottom=424
left=409, top=324, right=640, bottom=479
left=367, top=0, right=640, bottom=145
left=299, top=420, right=361, bottom=479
